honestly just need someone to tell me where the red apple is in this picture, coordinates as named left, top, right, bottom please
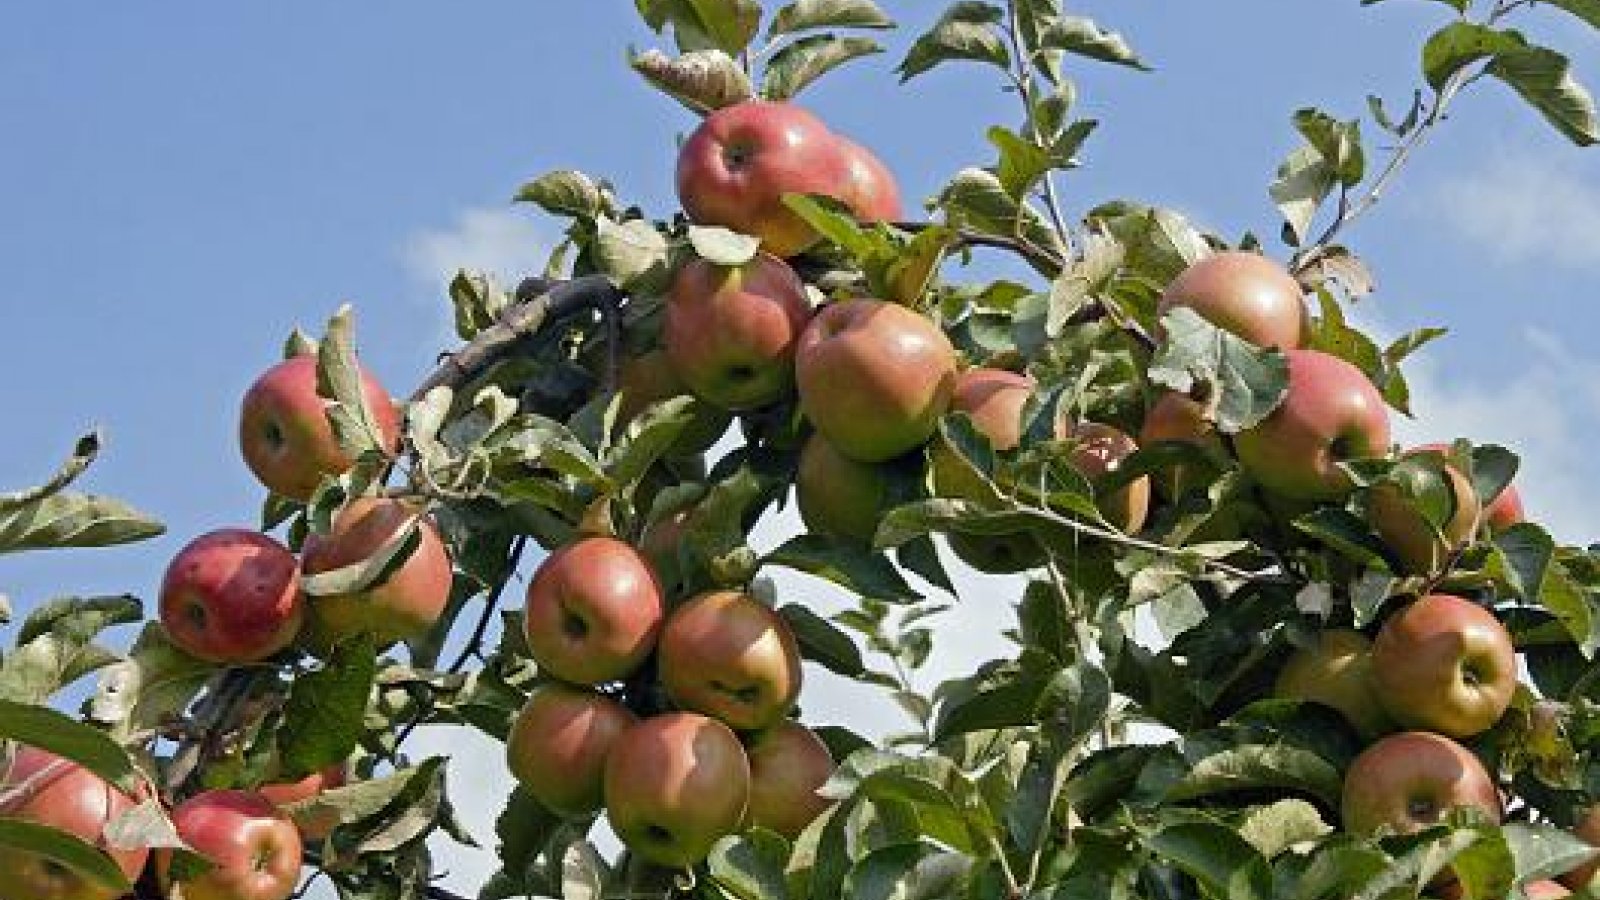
left=614, top=348, right=731, bottom=455
left=604, top=712, right=751, bottom=867
left=676, top=100, right=850, bottom=258
left=239, top=354, right=400, bottom=502
left=300, top=498, right=454, bottom=652
left=1157, top=251, right=1307, bottom=349
left=161, top=790, right=302, bottom=900
left=256, top=764, right=345, bottom=842
left=1272, top=629, right=1393, bottom=740
left=159, top=529, right=303, bottom=664
left=1065, top=423, right=1150, bottom=534
left=1559, top=805, right=1600, bottom=891
left=744, top=720, right=834, bottom=838
left=1371, top=593, right=1516, bottom=739
left=795, top=299, right=958, bottom=462
left=664, top=253, right=813, bottom=411
left=836, top=137, right=902, bottom=223
left=796, top=433, right=891, bottom=545
left=1368, top=446, right=1481, bottom=575
left=1139, top=391, right=1224, bottom=499
left=658, top=591, right=802, bottom=731
left=0, top=746, right=149, bottom=900
left=1487, top=482, right=1526, bottom=533
left=506, top=683, right=636, bottom=817
left=1341, top=731, right=1500, bottom=837
left=524, top=536, right=664, bottom=685
left=1234, top=349, right=1392, bottom=501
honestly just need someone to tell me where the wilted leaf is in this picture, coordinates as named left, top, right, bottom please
left=1038, top=15, right=1149, bottom=71
left=629, top=47, right=754, bottom=115
left=90, top=623, right=212, bottom=742
left=513, top=169, right=606, bottom=219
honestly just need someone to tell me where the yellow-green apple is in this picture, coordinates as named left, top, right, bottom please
left=795, top=300, right=957, bottom=462
left=1487, top=483, right=1526, bottom=533
left=675, top=100, right=850, bottom=258
left=1273, top=629, right=1393, bottom=740
left=658, top=591, right=802, bottom=731
left=506, top=683, right=636, bottom=817
left=836, top=137, right=902, bottom=223
left=1341, top=731, right=1500, bottom=837
left=1066, top=423, right=1150, bottom=534
left=743, top=720, right=834, bottom=838
left=524, top=536, right=664, bottom=685
left=604, top=712, right=751, bottom=867
left=1234, top=349, right=1392, bottom=501
left=1371, top=593, right=1516, bottom=739
left=614, top=348, right=731, bottom=455
left=1559, top=805, right=1600, bottom=891
left=160, top=790, right=302, bottom=900
left=0, top=746, right=149, bottom=900
left=159, top=529, right=303, bottom=664
left=300, top=498, right=454, bottom=651
left=796, top=433, right=890, bottom=545
left=256, top=764, right=345, bottom=842
left=1157, top=251, right=1307, bottom=349
left=664, top=253, right=813, bottom=411
left=1367, top=445, right=1481, bottom=576
left=239, top=354, right=400, bottom=502
left=1139, top=391, right=1223, bottom=499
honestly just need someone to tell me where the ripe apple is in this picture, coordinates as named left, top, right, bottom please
left=614, top=348, right=731, bottom=455
left=836, top=137, right=902, bottom=223
left=1065, top=423, right=1150, bottom=534
left=300, top=498, right=454, bottom=652
left=604, top=712, right=751, bottom=867
left=524, top=536, right=664, bottom=685
left=1139, top=391, right=1223, bottom=499
left=658, top=591, right=802, bottom=731
left=744, top=720, right=834, bottom=838
left=256, top=764, right=345, bottom=842
left=1234, top=349, right=1392, bottom=501
left=664, top=253, right=813, bottom=411
left=676, top=100, right=849, bottom=258
left=159, top=528, right=303, bottom=664
left=1487, top=482, right=1526, bottom=533
left=161, top=790, right=302, bottom=900
left=0, top=746, right=149, bottom=900
left=239, top=354, right=400, bottom=502
left=1367, top=446, right=1481, bottom=575
left=795, top=299, right=958, bottom=462
left=1272, top=629, right=1393, bottom=740
left=506, top=683, right=636, bottom=817
left=1156, top=251, right=1307, bottom=349
left=1341, top=731, right=1500, bottom=837
left=1371, top=593, right=1516, bottom=739
left=796, top=433, right=890, bottom=545
left=1559, top=805, right=1600, bottom=890
left=929, top=367, right=1034, bottom=499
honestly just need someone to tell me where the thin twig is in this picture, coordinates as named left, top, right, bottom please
left=445, top=536, right=530, bottom=675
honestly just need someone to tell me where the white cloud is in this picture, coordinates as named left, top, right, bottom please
left=401, top=206, right=547, bottom=294
left=1426, top=153, right=1600, bottom=270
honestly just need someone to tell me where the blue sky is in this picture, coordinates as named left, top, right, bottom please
left=3, top=1, right=1599, bottom=893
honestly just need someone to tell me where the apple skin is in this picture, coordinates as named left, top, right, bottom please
left=0, top=746, right=149, bottom=900
left=795, top=299, right=958, bottom=462
left=676, top=100, right=850, bottom=258
left=796, top=432, right=890, bottom=545
left=1371, top=593, right=1517, bottom=739
left=604, top=712, right=752, bottom=868
left=1139, top=391, right=1224, bottom=499
left=506, top=683, right=637, bottom=817
left=161, top=790, right=303, bottom=900
left=1235, top=349, right=1392, bottom=501
left=1156, top=251, right=1307, bottom=349
left=159, top=529, right=304, bottom=664
left=1558, top=805, right=1600, bottom=891
left=1066, top=423, right=1151, bottom=534
left=1341, top=731, right=1500, bottom=838
left=524, top=536, right=664, bottom=685
left=1368, top=446, right=1482, bottom=576
left=1526, top=880, right=1575, bottom=899
left=743, top=720, right=834, bottom=838
left=664, top=253, right=813, bottom=411
left=615, top=348, right=731, bottom=455
left=1273, top=629, right=1394, bottom=740
left=256, top=764, right=345, bottom=842
left=658, top=591, right=803, bottom=731
left=300, top=498, right=454, bottom=652
left=836, top=137, right=902, bottom=223
left=1486, top=483, right=1526, bottom=533
left=239, top=354, right=400, bottom=502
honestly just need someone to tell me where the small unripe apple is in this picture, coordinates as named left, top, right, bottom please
left=796, top=433, right=891, bottom=545
left=256, top=764, right=346, bottom=842
left=239, top=354, right=400, bottom=502
left=658, top=591, right=802, bottom=731
left=1273, top=629, right=1393, bottom=740
left=1371, top=593, right=1516, bottom=739
left=161, top=790, right=303, bottom=900
left=1368, top=446, right=1481, bottom=576
left=506, top=683, right=636, bottom=817
left=744, top=720, right=834, bottom=838
left=1157, top=251, right=1307, bottom=349
left=0, top=746, right=149, bottom=900
left=1065, top=423, right=1150, bottom=534
left=524, top=536, right=664, bottom=685
left=160, top=528, right=303, bottom=664
left=604, top=712, right=751, bottom=868
left=1341, top=731, right=1500, bottom=837
left=664, top=253, right=813, bottom=411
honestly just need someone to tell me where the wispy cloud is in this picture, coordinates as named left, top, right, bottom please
left=401, top=206, right=546, bottom=294
left=1426, top=153, right=1600, bottom=270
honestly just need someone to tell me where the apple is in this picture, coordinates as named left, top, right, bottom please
left=506, top=683, right=636, bottom=817
left=1156, top=251, right=1307, bottom=349
left=1371, top=593, right=1516, bottom=739
left=614, top=348, right=731, bottom=455
left=159, top=528, right=303, bottom=664
left=239, top=354, right=400, bottom=502
left=1341, top=731, right=1500, bottom=837
left=300, top=497, right=454, bottom=652
left=256, top=764, right=345, bottom=842
left=1559, top=805, right=1600, bottom=891
left=0, top=746, right=149, bottom=900
left=604, top=712, right=751, bottom=867
left=1367, top=446, right=1481, bottom=575
left=1139, top=391, right=1223, bottom=499
left=1065, top=423, right=1150, bottom=534
left=161, top=790, right=302, bottom=900
left=1234, top=349, right=1392, bottom=501
left=664, top=253, right=813, bottom=411
left=1273, top=629, right=1393, bottom=740
left=929, top=367, right=1034, bottom=499
left=836, top=137, right=902, bottom=223
left=796, top=433, right=891, bottom=545
left=795, top=299, right=958, bottom=462
left=1526, top=880, right=1574, bottom=899
left=676, top=100, right=850, bottom=258
left=1487, top=482, right=1526, bottom=533
left=524, top=536, right=664, bottom=685
left=744, top=720, right=834, bottom=838
left=658, top=590, right=802, bottom=731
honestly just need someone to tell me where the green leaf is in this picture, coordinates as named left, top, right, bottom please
left=1148, top=307, right=1291, bottom=434
left=1293, top=507, right=1390, bottom=568
left=0, top=595, right=142, bottom=704
left=684, top=0, right=763, bottom=55
left=1141, top=821, right=1271, bottom=900
left=345, top=756, right=456, bottom=855
left=779, top=603, right=867, bottom=677
left=708, top=831, right=791, bottom=900
left=89, top=623, right=213, bottom=743
left=1038, top=15, right=1149, bottom=71
left=629, top=47, right=754, bottom=115
left=935, top=167, right=1065, bottom=263
left=592, top=216, right=672, bottom=293
left=1487, top=44, right=1600, bottom=147
left=1270, top=142, right=1336, bottom=247
left=0, top=491, right=164, bottom=556
left=605, top=395, right=697, bottom=490
left=0, top=700, right=140, bottom=794
left=1292, top=107, right=1365, bottom=187
left=1422, top=22, right=1521, bottom=91
left=0, top=820, right=133, bottom=893
left=688, top=224, right=762, bottom=266
left=1236, top=799, right=1330, bottom=858
left=316, top=305, right=390, bottom=460
left=276, top=636, right=377, bottom=778
left=301, top=511, right=423, bottom=598
left=770, top=0, right=893, bottom=37
left=763, top=33, right=883, bottom=100
left=764, top=535, right=921, bottom=602
left=934, top=676, right=1052, bottom=740
left=446, top=270, right=514, bottom=342
left=1502, top=823, right=1600, bottom=886
left=988, top=126, right=1054, bottom=200
left=512, top=169, right=606, bottom=219
left=843, top=843, right=971, bottom=900
left=897, top=3, right=1009, bottom=82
